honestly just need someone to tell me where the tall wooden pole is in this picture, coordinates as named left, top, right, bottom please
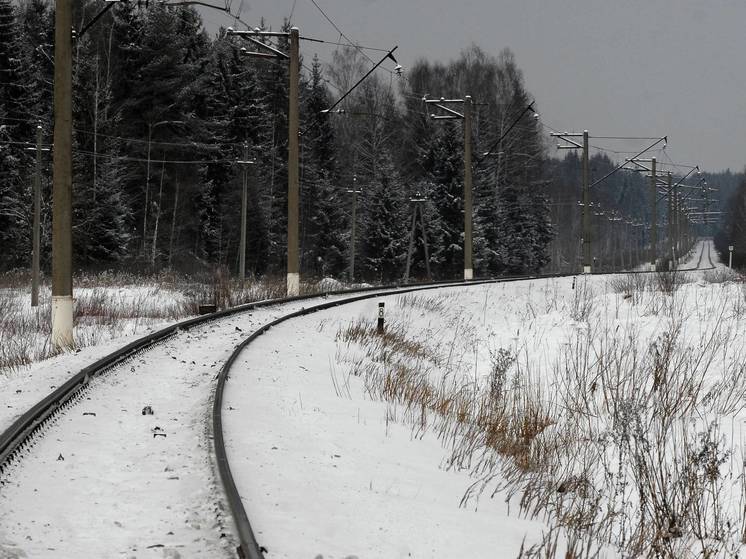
left=582, top=131, right=591, bottom=273
left=287, top=27, right=300, bottom=296
left=463, top=95, right=473, bottom=280
left=239, top=142, right=248, bottom=285
left=52, top=0, right=73, bottom=348
left=31, top=124, right=42, bottom=307
left=667, top=172, right=673, bottom=267
left=673, top=185, right=681, bottom=265
left=650, top=157, right=657, bottom=270
left=349, top=176, right=358, bottom=282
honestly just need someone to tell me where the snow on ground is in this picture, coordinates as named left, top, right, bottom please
left=223, top=284, right=577, bottom=558
left=0, top=292, right=398, bottom=559
left=1, top=327, right=170, bottom=435
left=678, top=238, right=717, bottom=270
left=1, top=240, right=741, bottom=557
left=223, top=239, right=745, bottom=558
left=0, top=284, right=194, bottom=440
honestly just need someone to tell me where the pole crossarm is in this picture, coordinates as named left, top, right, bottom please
left=652, top=166, right=699, bottom=202
left=476, top=103, right=536, bottom=164
left=322, top=46, right=398, bottom=115
left=227, top=29, right=290, bottom=59
left=550, top=132, right=583, bottom=150
left=589, top=136, right=666, bottom=189
left=425, top=101, right=464, bottom=119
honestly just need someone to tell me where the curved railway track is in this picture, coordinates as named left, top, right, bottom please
left=0, top=278, right=517, bottom=556
left=0, top=241, right=717, bottom=557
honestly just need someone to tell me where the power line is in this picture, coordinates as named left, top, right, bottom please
left=591, top=135, right=665, bottom=141
left=306, top=0, right=397, bottom=76
left=74, top=148, right=235, bottom=165
left=307, top=0, right=376, bottom=65
left=300, top=36, right=390, bottom=53
left=73, top=127, right=243, bottom=150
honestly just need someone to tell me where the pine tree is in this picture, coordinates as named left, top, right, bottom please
left=0, top=0, right=33, bottom=270
left=420, top=123, right=465, bottom=278
left=360, top=151, right=408, bottom=282
left=300, top=55, right=346, bottom=278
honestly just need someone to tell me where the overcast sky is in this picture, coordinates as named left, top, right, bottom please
left=197, top=0, right=746, bottom=172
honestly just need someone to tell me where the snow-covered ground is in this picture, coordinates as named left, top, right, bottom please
left=1, top=239, right=742, bottom=558
left=223, top=239, right=745, bottom=558
left=0, top=284, right=193, bottom=375
left=0, top=292, right=392, bottom=558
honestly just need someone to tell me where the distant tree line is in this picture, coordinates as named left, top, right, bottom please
left=0, top=1, right=740, bottom=280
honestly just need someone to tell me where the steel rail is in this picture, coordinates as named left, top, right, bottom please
left=212, top=276, right=536, bottom=558
left=0, top=252, right=717, bottom=556
left=213, top=248, right=719, bottom=557
left=0, top=279, right=463, bottom=470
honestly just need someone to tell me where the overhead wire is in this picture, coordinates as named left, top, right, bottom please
left=300, top=36, right=390, bottom=53
left=307, top=0, right=377, bottom=65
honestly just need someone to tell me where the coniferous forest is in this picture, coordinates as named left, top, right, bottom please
left=0, top=2, right=740, bottom=281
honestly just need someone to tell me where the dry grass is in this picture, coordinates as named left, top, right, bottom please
left=334, top=275, right=746, bottom=558
left=703, top=268, right=741, bottom=284
left=0, top=270, right=337, bottom=373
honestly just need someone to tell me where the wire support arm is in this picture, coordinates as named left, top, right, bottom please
left=323, top=46, right=398, bottom=114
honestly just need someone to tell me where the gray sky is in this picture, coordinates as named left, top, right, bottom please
left=198, top=0, right=746, bottom=172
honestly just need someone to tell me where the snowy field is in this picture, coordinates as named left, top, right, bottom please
left=2, top=240, right=746, bottom=558
left=0, top=290, right=378, bottom=558
left=226, top=240, right=746, bottom=558
left=0, top=273, right=299, bottom=374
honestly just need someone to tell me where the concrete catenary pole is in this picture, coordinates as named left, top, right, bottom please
left=673, top=178, right=679, bottom=261
left=582, top=130, right=590, bottom=273
left=239, top=142, right=248, bottom=285
left=31, top=124, right=42, bottom=307
left=287, top=27, right=300, bottom=296
left=650, top=157, right=657, bottom=270
left=667, top=172, right=673, bottom=267
left=463, top=95, right=473, bottom=280
left=349, top=175, right=359, bottom=281
left=52, top=0, right=73, bottom=348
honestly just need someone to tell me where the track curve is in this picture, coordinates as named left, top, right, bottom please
left=0, top=279, right=522, bottom=556
left=0, top=246, right=719, bottom=557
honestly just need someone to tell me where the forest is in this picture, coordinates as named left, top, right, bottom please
left=0, top=1, right=741, bottom=281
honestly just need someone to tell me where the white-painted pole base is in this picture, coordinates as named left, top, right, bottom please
left=287, top=272, right=300, bottom=297
left=51, top=295, right=74, bottom=349
left=464, top=268, right=473, bottom=280
left=583, top=265, right=591, bottom=274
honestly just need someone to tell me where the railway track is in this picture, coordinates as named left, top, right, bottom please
left=0, top=278, right=521, bottom=557
left=0, top=245, right=717, bottom=556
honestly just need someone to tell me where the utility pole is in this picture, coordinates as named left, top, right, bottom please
left=608, top=212, right=622, bottom=270
left=551, top=130, right=590, bottom=272
left=404, top=193, right=432, bottom=283
left=237, top=143, right=255, bottom=285
left=227, top=26, right=299, bottom=295
left=424, top=95, right=474, bottom=280
left=666, top=172, right=673, bottom=268
left=627, top=156, right=663, bottom=271
left=673, top=179, right=679, bottom=263
left=52, top=0, right=73, bottom=348
left=32, top=125, right=42, bottom=307
left=582, top=131, right=590, bottom=273
left=347, top=174, right=361, bottom=282
left=592, top=206, right=604, bottom=271
left=27, top=124, right=49, bottom=307
left=463, top=96, right=473, bottom=280
left=287, top=27, right=300, bottom=295
left=650, top=157, right=657, bottom=270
